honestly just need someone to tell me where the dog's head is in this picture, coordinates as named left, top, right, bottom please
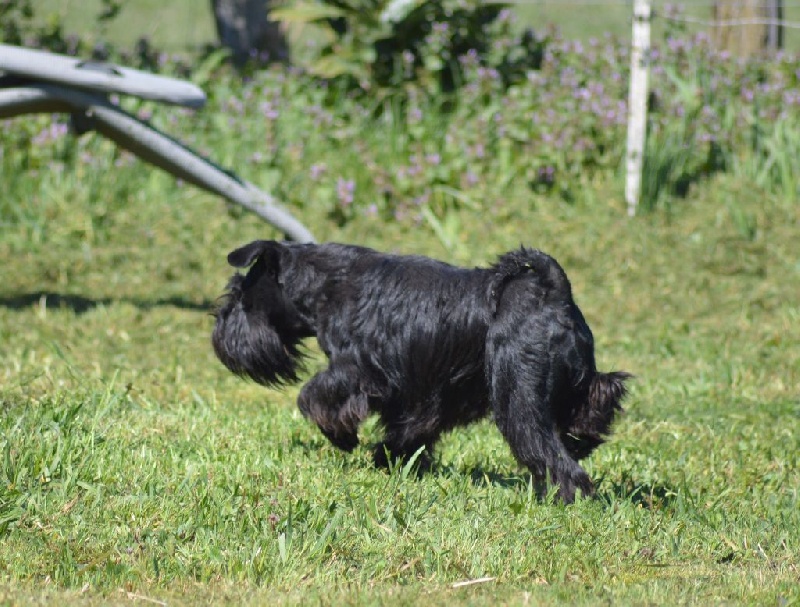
left=212, top=240, right=312, bottom=386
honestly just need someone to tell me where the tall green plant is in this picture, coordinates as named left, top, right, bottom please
left=273, top=0, right=543, bottom=97
left=738, top=114, right=800, bottom=203
left=639, top=66, right=725, bottom=211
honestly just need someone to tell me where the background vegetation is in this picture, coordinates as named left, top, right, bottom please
left=28, top=0, right=800, bottom=53
left=1, top=1, right=799, bottom=605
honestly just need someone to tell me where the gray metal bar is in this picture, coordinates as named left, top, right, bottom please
left=0, top=43, right=206, bottom=108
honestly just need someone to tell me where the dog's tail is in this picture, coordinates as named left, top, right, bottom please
left=579, top=371, right=631, bottom=436
left=559, top=370, right=631, bottom=461
left=491, top=247, right=573, bottom=303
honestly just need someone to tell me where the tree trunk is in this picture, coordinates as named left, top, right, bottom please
left=210, top=0, right=288, bottom=66
left=712, top=0, right=783, bottom=56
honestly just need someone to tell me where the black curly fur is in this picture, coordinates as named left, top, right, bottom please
left=212, top=241, right=631, bottom=503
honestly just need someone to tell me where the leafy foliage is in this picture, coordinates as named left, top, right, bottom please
left=274, top=0, right=545, bottom=96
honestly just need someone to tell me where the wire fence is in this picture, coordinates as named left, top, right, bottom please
left=602, top=0, right=799, bottom=213
left=507, top=0, right=800, bottom=50
left=664, top=14, right=800, bottom=29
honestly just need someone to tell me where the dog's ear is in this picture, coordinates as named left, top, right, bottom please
left=227, top=240, right=284, bottom=268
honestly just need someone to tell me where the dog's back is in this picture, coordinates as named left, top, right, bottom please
left=490, top=247, right=573, bottom=305
left=315, top=248, right=494, bottom=397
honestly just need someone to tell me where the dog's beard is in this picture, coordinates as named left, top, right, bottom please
left=212, top=274, right=305, bottom=386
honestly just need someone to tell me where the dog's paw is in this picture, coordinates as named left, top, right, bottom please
left=556, top=469, right=595, bottom=504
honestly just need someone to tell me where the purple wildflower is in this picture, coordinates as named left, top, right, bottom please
left=259, top=101, right=279, bottom=120
left=310, top=163, right=327, bottom=181
left=33, top=121, right=69, bottom=146
left=337, top=178, right=355, bottom=207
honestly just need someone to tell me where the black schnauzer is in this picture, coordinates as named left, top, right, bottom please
left=212, top=240, right=630, bottom=503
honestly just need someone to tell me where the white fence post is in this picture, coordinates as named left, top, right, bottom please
left=625, top=0, right=652, bottom=216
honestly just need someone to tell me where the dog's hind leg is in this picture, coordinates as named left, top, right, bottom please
left=297, top=360, right=369, bottom=452
left=487, top=324, right=594, bottom=503
left=492, top=397, right=593, bottom=503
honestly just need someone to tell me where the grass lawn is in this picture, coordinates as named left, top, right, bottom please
left=1, top=134, right=798, bottom=603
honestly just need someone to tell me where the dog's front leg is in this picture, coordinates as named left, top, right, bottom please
left=297, top=360, right=369, bottom=452
left=372, top=403, right=444, bottom=473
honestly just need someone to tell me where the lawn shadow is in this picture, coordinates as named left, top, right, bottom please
left=431, top=462, right=535, bottom=491
left=0, top=291, right=213, bottom=314
left=441, top=463, right=680, bottom=509
left=596, top=474, right=680, bottom=510
left=464, top=466, right=533, bottom=491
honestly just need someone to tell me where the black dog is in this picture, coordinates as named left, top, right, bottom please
left=212, top=241, right=630, bottom=503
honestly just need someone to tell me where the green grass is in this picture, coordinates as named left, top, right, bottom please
left=1, top=119, right=799, bottom=604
